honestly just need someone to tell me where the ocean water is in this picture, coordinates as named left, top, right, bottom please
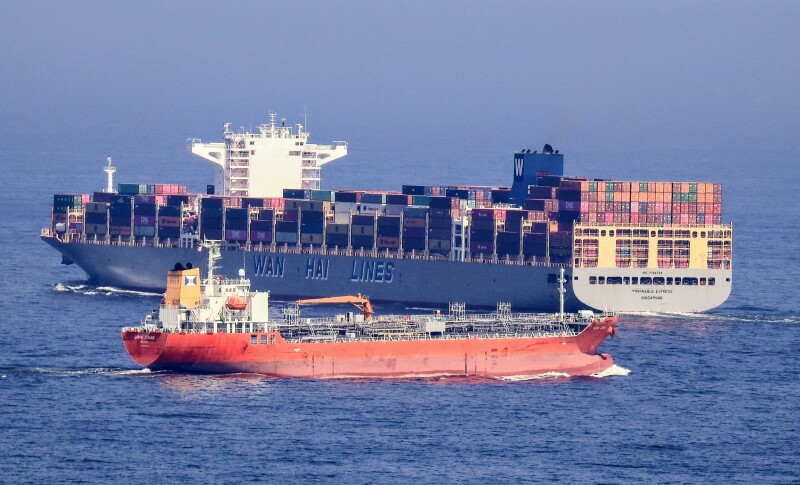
left=1, top=141, right=799, bottom=484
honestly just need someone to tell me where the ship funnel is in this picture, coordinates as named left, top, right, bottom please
left=164, top=267, right=201, bottom=309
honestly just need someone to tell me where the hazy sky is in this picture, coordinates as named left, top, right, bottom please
left=1, top=1, right=798, bottom=187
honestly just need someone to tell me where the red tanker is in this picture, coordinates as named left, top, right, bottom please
left=121, top=244, right=619, bottom=378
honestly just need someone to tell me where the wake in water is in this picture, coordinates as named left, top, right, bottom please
left=53, top=283, right=161, bottom=298
left=0, top=367, right=157, bottom=379
left=622, top=310, right=800, bottom=325
left=493, top=364, right=631, bottom=381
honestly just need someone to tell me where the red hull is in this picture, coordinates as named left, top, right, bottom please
left=122, top=317, right=617, bottom=378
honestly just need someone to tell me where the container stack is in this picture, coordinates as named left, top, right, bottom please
left=402, top=206, right=427, bottom=252
left=158, top=205, right=181, bottom=241
left=118, top=183, right=186, bottom=195
left=199, top=198, right=224, bottom=241
left=298, top=201, right=326, bottom=246
left=250, top=209, right=274, bottom=245
left=275, top=209, right=298, bottom=245
left=376, top=215, right=401, bottom=250
left=84, top=202, right=108, bottom=237
left=109, top=196, right=133, bottom=237
left=350, top=214, right=375, bottom=249
left=133, top=195, right=158, bottom=238
left=469, top=208, right=500, bottom=257
left=428, top=197, right=453, bottom=254
left=325, top=222, right=349, bottom=249
left=224, top=208, right=248, bottom=243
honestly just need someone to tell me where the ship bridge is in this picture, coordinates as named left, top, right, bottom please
left=189, top=112, right=347, bottom=198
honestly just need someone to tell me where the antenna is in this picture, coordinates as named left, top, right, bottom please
left=558, top=267, right=566, bottom=322
left=104, top=156, right=116, bottom=193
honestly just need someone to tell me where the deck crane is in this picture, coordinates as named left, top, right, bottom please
left=295, top=293, right=375, bottom=320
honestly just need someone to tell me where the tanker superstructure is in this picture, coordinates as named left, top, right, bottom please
left=42, top=115, right=733, bottom=313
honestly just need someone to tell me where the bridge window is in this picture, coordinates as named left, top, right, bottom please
left=709, top=278, right=716, bottom=285
left=589, top=276, right=597, bottom=284
left=640, top=277, right=652, bottom=285
left=653, top=277, right=665, bottom=285
left=623, top=277, right=630, bottom=284
left=261, top=335, right=269, bottom=344
left=251, top=335, right=258, bottom=345
left=631, top=277, right=639, bottom=285
left=607, top=277, right=622, bottom=285
left=598, top=277, right=605, bottom=285
left=683, top=277, right=699, bottom=285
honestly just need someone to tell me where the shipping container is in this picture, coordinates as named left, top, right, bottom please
left=275, top=221, right=298, bottom=233
left=166, top=195, right=190, bottom=207
left=300, top=233, right=324, bottom=245
left=257, top=209, right=275, bottom=221
left=85, top=223, right=108, bottom=236
left=300, top=222, right=324, bottom=234
left=310, top=190, right=335, bottom=202
left=428, top=239, right=451, bottom=251
left=376, top=236, right=400, bottom=249
left=134, top=203, right=157, bottom=217
left=85, top=212, right=107, bottom=225
left=491, top=189, right=511, bottom=204
left=470, top=241, right=493, bottom=253
left=386, top=194, right=410, bottom=205
left=250, top=230, right=273, bottom=243
left=402, top=185, right=426, bottom=196
left=134, top=215, right=156, bottom=226
left=403, top=217, right=426, bottom=228
left=429, top=196, right=452, bottom=209
left=402, top=226, right=426, bottom=238
left=93, top=192, right=119, bottom=204
left=360, top=193, right=386, bottom=205
left=351, top=235, right=375, bottom=249
left=402, top=236, right=426, bottom=251
left=351, top=214, right=375, bottom=226
left=275, top=232, right=298, bottom=244
left=109, top=225, right=132, bottom=237
left=283, top=189, right=308, bottom=200
left=325, top=233, right=349, bottom=247
left=411, top=195, right=430, bottom=207
left=334, top=191, right=360, bottom=203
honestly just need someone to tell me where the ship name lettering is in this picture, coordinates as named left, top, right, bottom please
left=306, top=258, right=330, bottom=280
left=350, top=260, right=394, bottom=283
left=253, top=255, right=285, bottom=278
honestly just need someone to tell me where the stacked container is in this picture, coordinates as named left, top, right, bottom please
left=402, top=206, right=427, bottom=251
left=109, top=196, right=133, bottom=237
left=200, top=198, right=224, bottom=241
left=469, top=208, right=500, bottom=256
left=350, top=214, right=375, bottom=249
left=250, top=209, right=274, bottom=244
left=376, top=215, right=401, bottom=250
left=225, top=208, right=248, bottom=243
left=428, top=197, right=453, bottom=254
left=84, top=202, right=108, bottom=236
left=158, top=205, right=181, bottom=241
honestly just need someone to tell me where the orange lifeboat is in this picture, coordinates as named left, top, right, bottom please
left=226, top=296, right=248, bottom=310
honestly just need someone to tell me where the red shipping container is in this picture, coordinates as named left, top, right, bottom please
left=630, top=213, right=639, bottom=224
left=377, top=236, right=400, bottom=248
left=604, top=213, right=614, bottom=223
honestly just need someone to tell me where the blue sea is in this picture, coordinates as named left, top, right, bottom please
left=1, top=138, right=798, bottom=484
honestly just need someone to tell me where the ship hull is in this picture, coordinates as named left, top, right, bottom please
left=44, top=236, right=731, bottom=312
left=45, top=236, right=579, bottom=311
left=121, top=318, right=617, bottom=378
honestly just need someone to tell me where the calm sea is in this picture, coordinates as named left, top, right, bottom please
left=0, top=137, right=798, bottom=484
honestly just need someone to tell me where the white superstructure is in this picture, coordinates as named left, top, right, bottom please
left=189, top=112, right=347, bottom=198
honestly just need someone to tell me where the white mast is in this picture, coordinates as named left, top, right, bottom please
left=103, top=156, right=116, bottom=193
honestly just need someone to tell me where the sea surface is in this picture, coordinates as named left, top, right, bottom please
left=0, top=140, right=798, bottom=484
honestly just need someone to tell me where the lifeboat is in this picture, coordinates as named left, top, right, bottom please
left=226, top=296, right=248, bottom=310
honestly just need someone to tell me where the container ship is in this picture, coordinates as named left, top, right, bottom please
left=43, top=113, right=733, bottom=313
left=121, top=243, right=619, bottom=378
